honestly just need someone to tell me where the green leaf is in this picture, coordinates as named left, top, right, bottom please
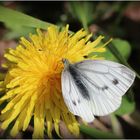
left=4, top=22, right=35, bottom=39
left=111, top=39, right=131, bottom=60
left=106, top=38, right=131, bottom=61
left=0, top=6, right=55, bottom=30
left=114, top=92, right=135, bottom=116
left=90, top=38, right=131, bottom=61
left=80, top=124, right=120, bottom=139
left=108, top=41, right=140, bottom=79
left=91, top=37, right=140, bottom=79
left=105, top=38, right=131, bottom=61
left=0, top=6, right=57, bottom=39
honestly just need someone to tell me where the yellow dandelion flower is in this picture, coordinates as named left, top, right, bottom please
left=0, top=25, right=109, bottom=138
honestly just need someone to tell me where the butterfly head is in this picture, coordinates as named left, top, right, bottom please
left=62, top=58, right=70, bottom=68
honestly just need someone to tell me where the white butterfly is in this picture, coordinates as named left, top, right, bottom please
left=61, top=59, right=136, bottom=122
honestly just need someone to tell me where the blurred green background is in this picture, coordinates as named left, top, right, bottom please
left=0, top=1, right=140, bottom=139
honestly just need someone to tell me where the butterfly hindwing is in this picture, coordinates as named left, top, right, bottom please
left=61, top=69, right=95, bottom=122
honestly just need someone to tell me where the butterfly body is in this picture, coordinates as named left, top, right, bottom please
left=61, top=59, right=136, bottom=122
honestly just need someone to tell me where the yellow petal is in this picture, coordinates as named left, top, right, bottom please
left=46, top=110, right=53, bottom=138
left=23, top=93, right=37, bottom=131
left=53, top=106, right=61, bottom=137
left=10, top=107, right=27, bottom=137
left=33, top=97, right=45, bottom=138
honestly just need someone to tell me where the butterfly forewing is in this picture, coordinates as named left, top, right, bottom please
left=75, top=60, right=136, bottom=95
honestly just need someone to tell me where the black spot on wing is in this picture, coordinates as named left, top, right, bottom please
left=113, top=79, right=119, bottom=85
left=72, top=99, right=80, bottom=106
left=69, top=65, right=90, bottom=100
left=72, top=100, right=76, bottom=106
left=102, top=86, right=109, bottom=90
